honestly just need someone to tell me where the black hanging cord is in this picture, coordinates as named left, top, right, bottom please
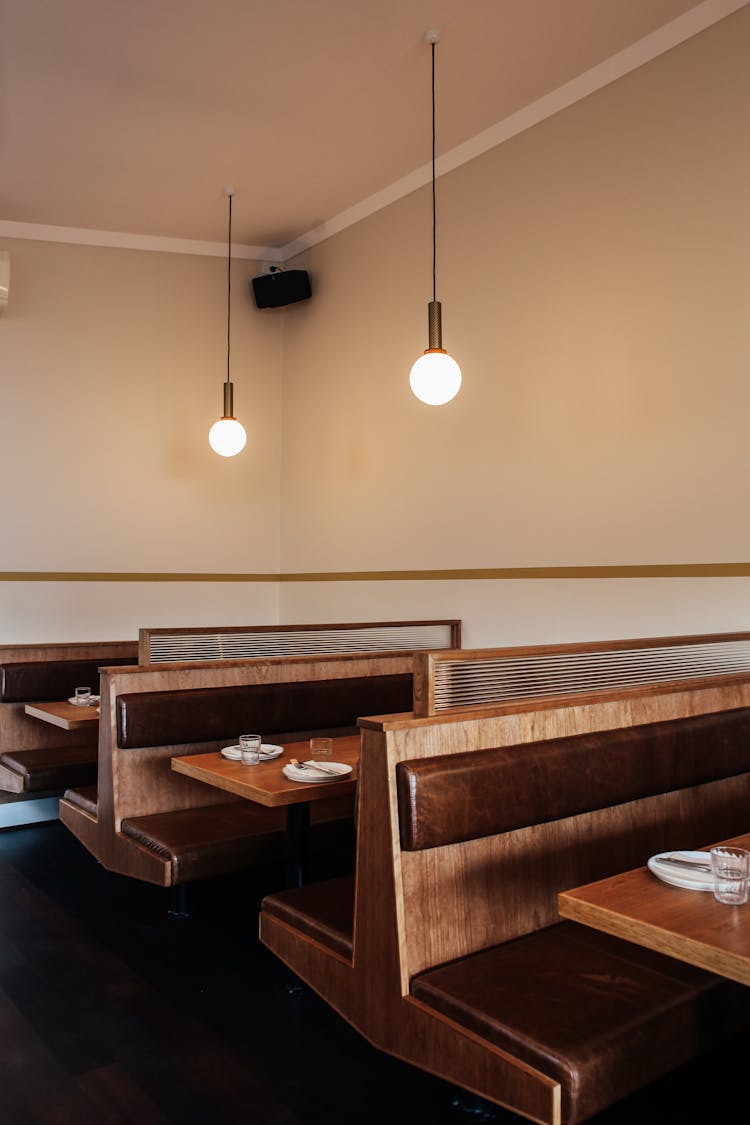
left=226, top=192, right=232, bottom=385
left=431, top=41, right=437, bottom=304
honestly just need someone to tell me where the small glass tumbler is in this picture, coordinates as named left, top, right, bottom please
left=75, top=686, right=92, bottom=706
left=710, top=846, right=750, bottom=905
left=239, top=733, right=262, bottom=765
left=310, top=736, right=333, bottom=760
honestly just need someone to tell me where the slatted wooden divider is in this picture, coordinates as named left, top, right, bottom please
left=139, top=620, right=460, bottom=664
left=413, top=630, right=750, bottom=717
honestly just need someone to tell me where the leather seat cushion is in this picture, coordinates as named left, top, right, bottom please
left=411, top=921, right=750, bottom=1125
left=120, top=802, right=287, bottom=883
left=0, top=746, right=98, bottom=792
left=261, top=874, right=354, bottom=959
left=62, top=784, right=98, bottom=816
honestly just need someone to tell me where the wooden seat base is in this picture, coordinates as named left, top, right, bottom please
left=261, top=875, right=354, bottom=960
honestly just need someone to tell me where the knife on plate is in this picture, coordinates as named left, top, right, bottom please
left=289, top=757, right=341, bottom=777
left=654, top=853, right=712, bottom=873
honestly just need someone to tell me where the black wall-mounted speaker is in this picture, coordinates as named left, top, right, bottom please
left=251, top=268, right=312, bottom=309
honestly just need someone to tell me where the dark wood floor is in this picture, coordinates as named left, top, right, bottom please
left=1, top=821, right=748, bottom=1125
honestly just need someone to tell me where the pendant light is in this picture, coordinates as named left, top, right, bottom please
left=409, top=28, right=462, bottom=407
left=209, top=188, right=247, bottom=457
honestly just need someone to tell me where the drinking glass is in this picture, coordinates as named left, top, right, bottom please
left=710, top=846, right=749, bottom=904
left=75, top=686, right=92, bottom=706
left=310, top=737, right=333, bottom=760
left=239, top=733, right=262, bottom=765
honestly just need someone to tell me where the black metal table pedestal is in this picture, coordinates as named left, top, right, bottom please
left=286, top=802, right=310, bottom=887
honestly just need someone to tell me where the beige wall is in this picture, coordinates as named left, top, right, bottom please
left=278, top=6, right=750, bottom=642
left=0, top=239, right=282, bottom=641
left=3, top=8, right=750, bottom=647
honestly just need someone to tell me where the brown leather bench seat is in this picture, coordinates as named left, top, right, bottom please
left=259, top=874, right=355, bottom=960
left=391, top=706, right=750, bottom=1124
left=411, top=922, right=748, bottom=1125
left=62, top=784, right=98, bottom=817
left=120, top=802, right=288, bottom=884
left=0, top=745, right=98, bottom=793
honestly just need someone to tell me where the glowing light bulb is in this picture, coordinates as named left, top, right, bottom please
left=209, top=416, right=247, bottom=457
left=409, top=348, right=462, bottom=406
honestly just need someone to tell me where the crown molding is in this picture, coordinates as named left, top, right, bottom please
left=1, top=0, right=746, bottom=262
left=279, top=0, right=749, bottom=259
left=0, top=220, right=277, bottom=261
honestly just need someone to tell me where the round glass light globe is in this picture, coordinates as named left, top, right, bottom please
left=209, top=417, right=247, bottom=457
left=409, top=349, right=462, bottom=406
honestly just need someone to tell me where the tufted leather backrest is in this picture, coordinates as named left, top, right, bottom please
left=397, top=706, right=750, bottom=851
left=117, top=673, right=413, bottom=748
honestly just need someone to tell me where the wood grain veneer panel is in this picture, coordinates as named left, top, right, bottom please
left=0, top=641, right=137, bottom=663
left=422, top=630, right=750, bottom=663
left=112, top=743, right=237, bottom=825
left=106, top=652, right=416, bottom=694
left=378, top=679, right=750, bottom=990
left=412, top=652, right=434, bottom=718
left=0, top=703, right=98, bottom=752
left=399, top=774, right=750, bottom=979
left=401, top=997, right=560, bottom=1125
left=59, top=798, right=98, bottom=856
left=0, top=763, right=24, bottom=793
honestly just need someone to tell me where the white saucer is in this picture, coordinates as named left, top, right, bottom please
left=68, top=695, right=100, bottom=706
left=647, top=851, right=714, bottom=892
left=221, top=743, right=284, bottom=761
left=282, top=761, right=352, bottom=783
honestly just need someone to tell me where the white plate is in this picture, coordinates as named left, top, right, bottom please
left=647, top=851, right=714, bottom=892
left=68, top=695, right=100, bottom=706
left=221, top=743, right=284, bottom=761
left=282, top=761, right=352, bottom=783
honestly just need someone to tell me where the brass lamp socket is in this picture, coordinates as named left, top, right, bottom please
left=428, top=300, right=443, bottom=350
left=223, top=381, right=235, bottom=418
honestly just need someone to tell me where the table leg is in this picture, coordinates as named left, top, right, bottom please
left=286, top=802, right=310, bottom=887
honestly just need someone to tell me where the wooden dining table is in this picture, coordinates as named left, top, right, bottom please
left=24, top=699, right=101, bottom=731
left=171, top=734, right=360, bottom=887
left=558, top=831, right=750, bottom=987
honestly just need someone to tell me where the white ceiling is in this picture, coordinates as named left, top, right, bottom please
left=1, top=0, right=746, bottom=258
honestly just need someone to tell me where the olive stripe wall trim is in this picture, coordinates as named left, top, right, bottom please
left=4, top=564, right=750, bottom=582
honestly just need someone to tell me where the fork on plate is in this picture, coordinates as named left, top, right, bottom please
left=289, top=756, right=339, bottom=777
